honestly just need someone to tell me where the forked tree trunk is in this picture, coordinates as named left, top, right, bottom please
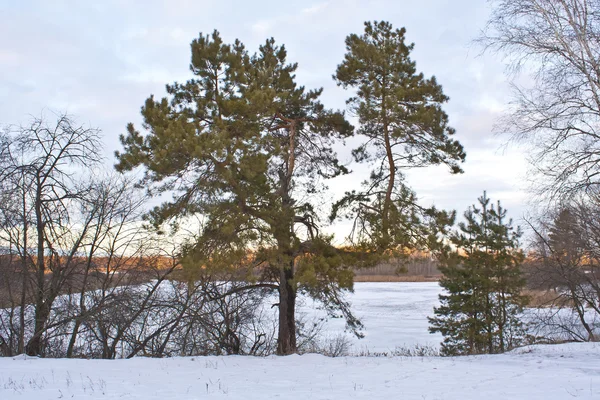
left=26, top=302, right=50, bottom=356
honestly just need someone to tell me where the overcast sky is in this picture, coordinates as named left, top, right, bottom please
left=0, top=0, right=530, bottom=240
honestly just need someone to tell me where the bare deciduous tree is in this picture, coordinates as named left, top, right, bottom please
left=481, top=0, right=600, bottom=199
left=527, top=199, right=600, bottom=341
left=0, top=113, right=102, bottom=355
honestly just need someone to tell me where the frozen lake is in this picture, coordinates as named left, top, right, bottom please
left=297, top=282, right=443, bottom=353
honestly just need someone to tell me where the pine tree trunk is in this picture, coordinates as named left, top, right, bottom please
left=277, top=265, right=297, bottom=355
left=381, top=84, right=394, bottom=244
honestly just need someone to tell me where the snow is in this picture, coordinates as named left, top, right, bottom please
left=2, top=343, right=599, bottom=399
left=1, top=282, right=599, bottom=399
left=298, top=282, right=443, bottom=353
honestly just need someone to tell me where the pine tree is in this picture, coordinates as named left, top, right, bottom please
left=331, top=21, right=465, bottom=252
left=115, top=31, right=362, bottom=355
left=429, top=192, right=528, bottom=355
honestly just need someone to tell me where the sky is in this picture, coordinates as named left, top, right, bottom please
left=0, top=0, right=530, bottom=241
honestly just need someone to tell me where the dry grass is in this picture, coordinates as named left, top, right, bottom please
left=522, top=289, right=563, bottom=307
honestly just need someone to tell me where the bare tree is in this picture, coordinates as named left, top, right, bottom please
left=0, top=113, right=279, bottom=359
left=0, top=113, right=102, bottom=355
left=527, top=199, right=600, bottom=341
left=60, top=174, right=150, bottom=358
left=481, top=0, right=600, bottom=199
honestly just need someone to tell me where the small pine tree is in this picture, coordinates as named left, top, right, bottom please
left=429, top=192, right=528, bottom=356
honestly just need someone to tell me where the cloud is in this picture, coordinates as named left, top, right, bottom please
left=302, top=2, right=329, bottom=15
left=251, top=20, right=272, bottom=36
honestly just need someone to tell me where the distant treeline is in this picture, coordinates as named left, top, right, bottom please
left=353, top=255, right=441, bottom=279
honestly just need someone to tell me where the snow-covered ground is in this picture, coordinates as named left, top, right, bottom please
left=1, top=343, right=598, bottom=399
left=1, top=282, right=599, bottom=399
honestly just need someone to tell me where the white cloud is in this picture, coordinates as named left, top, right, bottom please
left=302, top=2, right=329, bottom=15
left=251, top=20, right=273, bottom=36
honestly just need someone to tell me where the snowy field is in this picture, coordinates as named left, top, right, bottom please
left=1, top=282, right=599, bottom=399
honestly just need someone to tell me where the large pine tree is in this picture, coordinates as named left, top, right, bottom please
left=331, top=21, right=465, bottom=252
left=115, top=31, right=361, bottom=355
left=429, top=192, right=528, bottom=355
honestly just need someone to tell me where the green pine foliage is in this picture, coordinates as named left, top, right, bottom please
left=331, top=21, right=465, bottom=253
left=429, top=192, right=528, bottom=356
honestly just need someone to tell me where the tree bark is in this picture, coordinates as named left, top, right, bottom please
left=380, top=81, right=394, bottom=245
left=18, top=177, right=28, bottom=354
left=277, top=264, right=297, bottom=355
left=27, top=182, right=46, bottom=356
left=275, top=117, right=298, bottom=356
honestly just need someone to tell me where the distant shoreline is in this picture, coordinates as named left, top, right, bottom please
left=353, top=275, right=441, bottom=282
